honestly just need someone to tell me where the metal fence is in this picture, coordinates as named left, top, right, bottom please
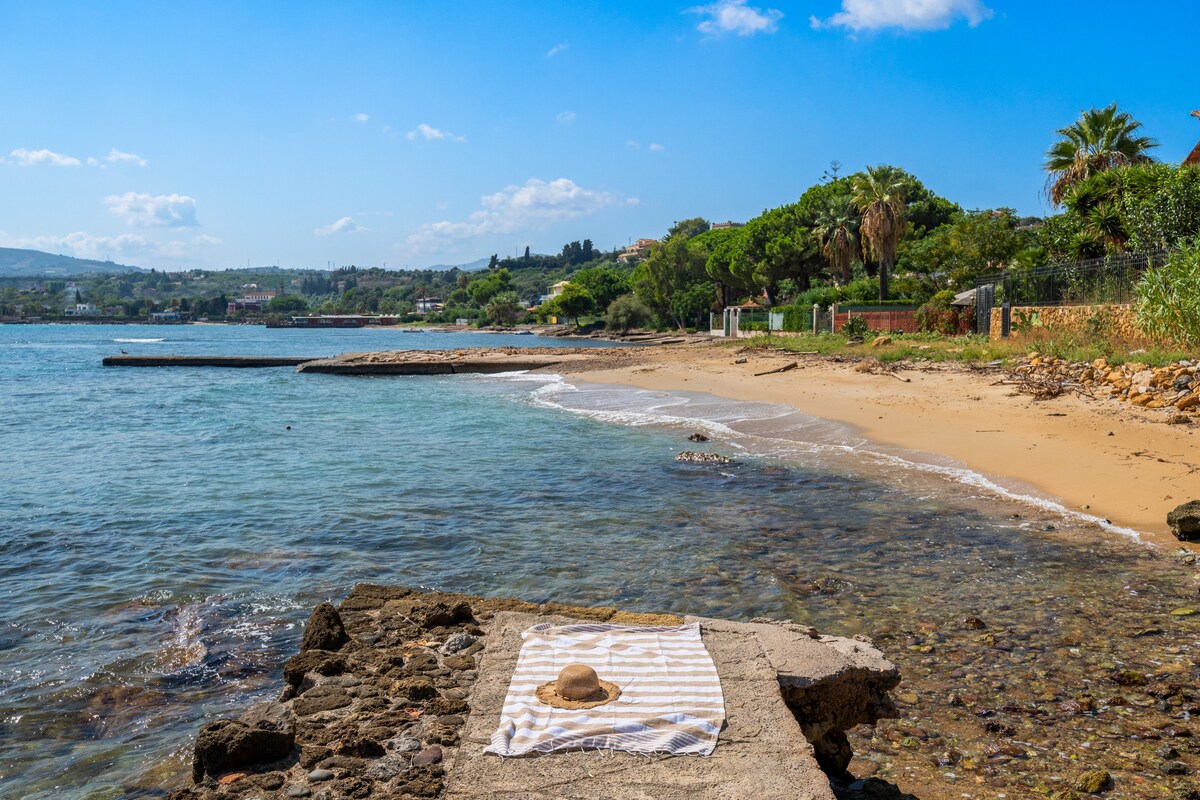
left=975, top=250, right=1167, bottom=310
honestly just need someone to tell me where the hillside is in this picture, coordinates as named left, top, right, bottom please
left=0, top=248, right=147, bottom=277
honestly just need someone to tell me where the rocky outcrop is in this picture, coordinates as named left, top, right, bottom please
left=171, top=587, right=901, bottom=800
left=1167, top=501, right=1200, bottom=542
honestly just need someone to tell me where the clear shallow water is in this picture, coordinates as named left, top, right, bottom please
left=1, top=324, right=1197, bottom=799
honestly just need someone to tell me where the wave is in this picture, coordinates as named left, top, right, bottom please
left=523, top=374, right=1146, bottom=544
left=113, top=338, right=166, bottom=343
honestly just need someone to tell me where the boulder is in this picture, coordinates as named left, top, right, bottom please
left=1167, top=500, right=1200, bottom=542
left=192, top=703, right=296, bottom=781
left=283, top=650, right=346, bottom=686
left=300, top=602, right=348, bottom=652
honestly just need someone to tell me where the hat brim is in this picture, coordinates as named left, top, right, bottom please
left=534, top=678, right=622, bottom=710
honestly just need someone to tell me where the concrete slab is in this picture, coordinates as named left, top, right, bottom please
left=442, top=611, right=838, bottom=800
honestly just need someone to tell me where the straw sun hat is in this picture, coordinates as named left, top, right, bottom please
left=535, top=664, right=622, bottom=710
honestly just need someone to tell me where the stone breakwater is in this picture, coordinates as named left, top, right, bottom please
left=168, top=586, right=902, bottom=800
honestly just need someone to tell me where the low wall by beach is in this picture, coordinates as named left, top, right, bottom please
left=989, top=303, right=1155, bottom=344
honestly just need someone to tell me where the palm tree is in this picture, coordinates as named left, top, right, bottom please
left=851, top=165, right=910, bottom=301
left=1044, top=103, right=1157, bottom=206
left=813, top=195, right=859, bottom=284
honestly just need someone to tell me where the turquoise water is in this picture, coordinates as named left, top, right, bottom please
left=1, top=324, right=1197, bottom=798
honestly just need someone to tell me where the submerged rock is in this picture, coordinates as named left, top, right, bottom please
left=676, top=451, right=735, bottom=465
left=687, top=432, right=710, bottom=442
left=1166, top=500, right=1200, bottom=542
left=300, top=602, right=348, bottom=652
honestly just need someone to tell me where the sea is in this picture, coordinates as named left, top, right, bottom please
left=1, top=324, right=1197, bottom=799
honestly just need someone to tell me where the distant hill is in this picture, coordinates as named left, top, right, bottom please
left=424, top=256, right=491, bottom=272
left=0, top=248, right=148, bottom=277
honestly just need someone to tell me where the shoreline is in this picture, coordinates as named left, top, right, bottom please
left=557, top=344, right=1200, bottom=549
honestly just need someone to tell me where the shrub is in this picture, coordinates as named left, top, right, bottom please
left=915, top=289, right=962, bottom=335
left=606, top=295, right=652, bottom=332
left=842, top=315, right=871, bottom=338
left=1135, top=242, right=1200, bottom=347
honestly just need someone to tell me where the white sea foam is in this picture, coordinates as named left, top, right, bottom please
left=523, top=374, right=1147, bottom=544
left=113, top=338, right=166, bottom=343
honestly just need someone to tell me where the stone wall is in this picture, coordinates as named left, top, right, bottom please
left=988, top=304, right=1154, bottom=344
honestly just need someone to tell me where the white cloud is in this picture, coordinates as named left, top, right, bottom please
left=407, top=123, right=465, bottom=142
left=546, top=42, right=569, bottom=57
left=10, top=148, right=81, bottom=167
left=687, top=0, right=783, bottom=36
left=315, top=216, right=366, bottom=236
left=106, top=147, right=147, bottom=167
left=556, top=111, right=576, bottom=125
left=648, top=142, right=665, bottom=152
left=407, top=177, right=625, bottom=251
left=0, top=230, right=219, bottom=261
left=105, top=192, right=198, bottom=228
left=353, top=112, right=370, bottom=123
left=87, top=157, right=101, bottom=167
left=626, top=140, right=641, bottom=149
left=811, top=0, right=992, bottom=31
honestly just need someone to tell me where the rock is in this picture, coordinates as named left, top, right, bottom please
left=283, top=650, right=347, bottom=686
left=192, top=708, right=296, bottom=782
left=1167, top=412, right=1192, bottom=425
left=687, top=432, right=710, bottom=442
left=1074, top=769, right=1113, bottom=793
left=307, top=768, right=334, bottom=782
left=1160, top=760, right=1191, bottom=775
left=416, top=601, right=472, bottom=628
left=292, top=686, right=352, bottom=716
left=286, top=785, right=312, bottom=798
left=675, top=451, right=735, bottom=465
left=392, top=675, right=438, bottom=700
left=333, top=736, right=384, bottom=758
left=365, top=755, right=411, bottom=780
left=439, top=633, right=476, bottom=655
left=1167, top=500, right=1200, bottom=541
left=411, top=745, right=443, bottom=766
left=387, top=736, right=422, bottom=753
left=871, top=336, right=892, bottom=347
left=1176, top=393, right=1200, bottom=411
left=300, top=603, right=349, bottom=652
left=1170, top=607, right=1197, bottom=617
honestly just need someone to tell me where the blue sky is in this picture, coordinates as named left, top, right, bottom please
left=2, top=1, right=1197, bottom=270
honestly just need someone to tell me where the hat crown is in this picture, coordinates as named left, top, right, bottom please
left=556, top=664, right=600, bottom=700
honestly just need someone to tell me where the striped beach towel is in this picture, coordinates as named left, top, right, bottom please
left=484, top=621, right=724, bottom=757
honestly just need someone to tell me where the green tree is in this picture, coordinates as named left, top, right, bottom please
left=632, top=233, right=708, bottom=328
left=812, top=194, right=859, bottom=284
left=570, top=265, right=630, bottom=311
left=553, top=283, right=594, bottom=325
left=1045, top=103, right=1158, bottom=207
left=1135, top=242, right=1200, bottom=346
left=666, top=217, right=711, bottom=241
left=605, top=295, right=652, bottom=332
left=484, top=291, right=524, bottom=326
left=267, top=295, right=310, bottom=315
left=734, top=204, right=820, bottom=304
left=669, top=280, right=717, bottom=330
left=900, top=209, right=1034, bottom=290
left=691, top=226, right=751, bottom=307
left=467, top=268, right=512, bottom=306
left=852, top=165, right=912, bottom=301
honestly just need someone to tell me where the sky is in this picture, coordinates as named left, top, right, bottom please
left=2, top=1, right=1198, bottom=271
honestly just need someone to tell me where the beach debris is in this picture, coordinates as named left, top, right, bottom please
left=687, top=432, right=710, bottom=442
left=300, top=602, right=348, bottom=652
left=1010, top=355, right=1200, bottom=411
left=754, top=361, right=798, bottom=376
left=888, top=371, right=911, bottom=383
left=1166, top=500, right=1200, bottom=542
left=735, top=357, right=748, bottom=364
left=675, top=451, right=735, bottom=465
left=871, top=336, right=893, bottom=347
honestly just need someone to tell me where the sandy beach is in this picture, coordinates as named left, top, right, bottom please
left=563, top=342, right=1200, bottom=548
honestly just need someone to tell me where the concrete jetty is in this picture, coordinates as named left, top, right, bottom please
left=102, top=355, right=315, bottom=368
left=169, top=586, right=902, bottom=800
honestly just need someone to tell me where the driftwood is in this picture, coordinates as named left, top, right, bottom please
left=754, top=362, right=799, bottom=376
left=888, top=372, right=911, bottom=383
